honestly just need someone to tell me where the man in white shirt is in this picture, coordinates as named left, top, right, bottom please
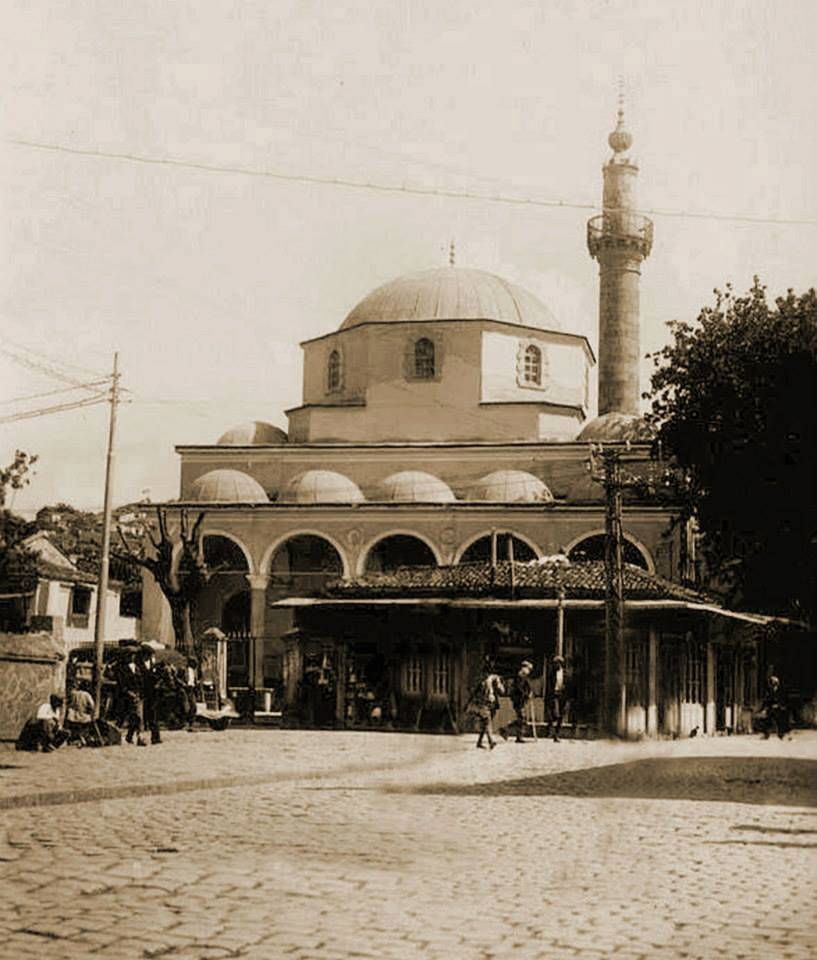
left=16, top=694, right=65, bottom=752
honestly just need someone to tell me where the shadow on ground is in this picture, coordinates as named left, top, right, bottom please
left=399, top=757, right=817, bottom=807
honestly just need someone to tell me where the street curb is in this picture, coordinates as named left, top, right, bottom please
left=0, top=742, right=465, bottom=811
left=0, top=772, right=290, bottom=811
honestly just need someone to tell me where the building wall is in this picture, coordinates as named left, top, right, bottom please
left=38, top=580, right=140, bottom=651
left=480, top=330, right=588, bottom=412
left=141, top=503, right=682, bottom=648
left=291, top=320, right=590, bottom=443
left=0, top=631, right=65, bottom=741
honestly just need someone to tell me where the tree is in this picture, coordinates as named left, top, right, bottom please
left=115, top=506, right=214, bottom=653
left=646, top=278, right=817, bottom=623
left=0, top=450, right=37, bottom=508
left=0, top=452, right=39, bottom=623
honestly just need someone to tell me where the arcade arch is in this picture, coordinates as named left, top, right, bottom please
left=360, top=532, right=440, bottom=575
left=265, top=533, right=345, bottom=594
left=455, top=531, right=540, bottom=564
left=565, top=531, right=653, bottom=571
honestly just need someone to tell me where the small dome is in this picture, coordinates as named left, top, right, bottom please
left=577, top=412, right=654, bottom=442
left=469, top=470, right=554, bottom=503
left=341, top=267, right=560, bottom=332
left=378, top=471, right=456, bottom=503
left=283, top=470, right=365, bottom=504
left=190, top=469, right=268, bottom=504
left=217, top=421, right=288, bottom=445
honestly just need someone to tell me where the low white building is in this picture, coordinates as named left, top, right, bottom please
left=5, top=532, right=140, bottom=650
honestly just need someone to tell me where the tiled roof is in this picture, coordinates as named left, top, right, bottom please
left=327, top=559, right=706, bottom=603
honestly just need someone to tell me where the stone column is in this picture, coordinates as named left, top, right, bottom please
left=705, top=639, right=716, bottom=735
left=245, top=574, right=269, bottom=690
left=647, top=626, right=658, bottom=737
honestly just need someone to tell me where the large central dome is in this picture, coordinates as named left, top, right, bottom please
left=340, top=267, right=560, bottom=332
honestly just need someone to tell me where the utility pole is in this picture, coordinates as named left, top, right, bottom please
left=93, top=353, right=120, bottom=717
left=601, top=448, right=626, bottom=736
left=589, top=445, right=630, bottom=737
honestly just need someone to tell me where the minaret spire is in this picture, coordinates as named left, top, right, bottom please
left=587, top=96, right=653, bottom=416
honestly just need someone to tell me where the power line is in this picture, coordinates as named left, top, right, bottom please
left=0, top=345, right=107, bottom=395
left=0, top=332, right=107, bottom=379
left=5, top=137, right=816, bottom=227
left=0, top=379, right=110, bottom=406
left=0, top=394, right=108, bottom=424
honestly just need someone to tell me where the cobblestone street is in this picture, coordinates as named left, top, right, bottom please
left=2, top=729, right=816, bottom=959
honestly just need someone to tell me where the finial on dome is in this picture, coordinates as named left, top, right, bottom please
left=608, top=78, right=633, bottom=155
left=448, top=239, right=456, bottom=267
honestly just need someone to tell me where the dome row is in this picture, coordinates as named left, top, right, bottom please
left=189, top=469, right=555, bottom=505
left=213, top=413, right=654, bottom=447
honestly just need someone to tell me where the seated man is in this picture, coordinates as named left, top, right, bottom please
left=16, top=694, right=66, bottom=752
left=65, top=682, right=95, bottom=746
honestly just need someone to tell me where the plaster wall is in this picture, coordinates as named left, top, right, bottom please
left=480, top=330, right=588, bottom=410
left=291, top=320, right=590, bottom=443
left=40, top=581, right=139, bottom=651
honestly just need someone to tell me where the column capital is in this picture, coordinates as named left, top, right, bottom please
left=245, top=573, right=269, bottom=591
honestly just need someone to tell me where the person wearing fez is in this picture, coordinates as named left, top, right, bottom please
left=500, top=659, right=534, bottom=743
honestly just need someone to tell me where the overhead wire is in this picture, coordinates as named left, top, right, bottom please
left=0, top=379, right=111, bottom=406
left=5, top=137, right=815, bottom=227
left=0, top=394, right=108, bottom=424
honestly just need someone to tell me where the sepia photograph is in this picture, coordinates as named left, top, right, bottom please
left=1, top=2, right=815, bottom=958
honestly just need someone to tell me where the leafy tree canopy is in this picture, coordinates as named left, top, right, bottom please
left=647, top=278, right=817, bottom=623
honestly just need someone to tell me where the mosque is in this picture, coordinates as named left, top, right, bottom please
left=142, top=108, right=769, bottom=738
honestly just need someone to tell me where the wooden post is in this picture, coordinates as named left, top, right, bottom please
left=93, top=353, right=120, bottom=718
left=647, top=626, right=658, bottom=736
left=705, top=638, right=716, bottom=735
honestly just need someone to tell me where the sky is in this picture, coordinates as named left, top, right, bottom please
left=1, top=0, right=815, bottom=516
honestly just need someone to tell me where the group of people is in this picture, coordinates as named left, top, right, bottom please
left=104, top=647, right=200, bottom=746
left=469, top=655, right=570, bottom=750
left=15, top=645, right=201, bottom=753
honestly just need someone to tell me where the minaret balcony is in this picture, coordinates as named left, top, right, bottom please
left=587, top=212, right=653, bottom=260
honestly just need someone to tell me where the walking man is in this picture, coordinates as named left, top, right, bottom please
left=500, top=659, right=534, bottom=743
left=545, top=654, right=566, bottom=742
left=120, top=651, right=146, bottom=747
left=469, top=660, right=505, bottom=750
left=140, top=647, right=162, bottom=745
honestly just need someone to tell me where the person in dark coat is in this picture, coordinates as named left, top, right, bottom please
left=760, top=674, right=789, bottom=739
left=120, top=651, right=146, bottom=746
left=500, top=659, right=534, bottom=743
left=545, top=655, right=567, bottom=742
left=139, top=647, right=162, bottom=745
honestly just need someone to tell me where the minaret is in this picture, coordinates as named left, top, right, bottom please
left=587, top=98, right=653, bottom=416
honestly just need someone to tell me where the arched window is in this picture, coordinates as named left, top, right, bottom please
left=523, top=344, right=541, bottom=385
left=327, top=350, right=341, bottom=392
left=414, top=338, right=435, bottom=379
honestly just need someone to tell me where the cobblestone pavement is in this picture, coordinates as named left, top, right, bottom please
left=1, top=730, right=816, bottom=959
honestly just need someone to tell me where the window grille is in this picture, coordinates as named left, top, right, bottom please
left=626, top=637, right=646, bottom=705
left=684, top=642, right=704, bottom=703
left=431, top=650, right=450, bottom=697
left=523, top=344, right=541, bottom=384
left=404, top=654, right=423, bottom=694
left=327, top=349, right=341, bottom=392
left=414, top=338, right=435, bottom=379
